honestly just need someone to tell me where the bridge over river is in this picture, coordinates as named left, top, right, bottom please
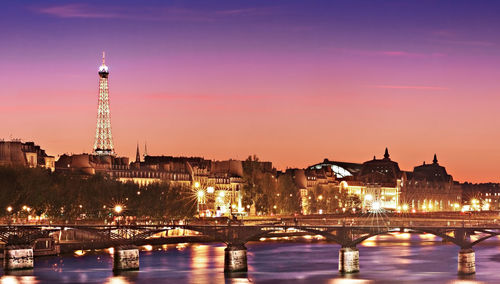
left=1, top=215, right=499, bottom=275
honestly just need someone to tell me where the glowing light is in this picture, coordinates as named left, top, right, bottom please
left=371, top=201, right=381, bottom=211
left=114, top=205, right=123, bottom=214
left=197, top=190, right=204, bottom=198
left=273, top=205, right=277, bottom=209
left=207, top=186, right=214, bottom=194
left=74, top=250, right=86, bottom=256
left=402, top=204, right=409, bottom=211
left=194, top=182, right=200, bottom=188
left=219, top=191, right=225, bottom=198
left=6, top=206, right=12, bottom=213
left=364, top=194, right=373, bottom=201
left=318, top=195, right=323, bottom=201
left=142, top=245, right=153, bottom=251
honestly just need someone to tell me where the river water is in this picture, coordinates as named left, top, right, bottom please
left=2, top=233, right=500, bottom=283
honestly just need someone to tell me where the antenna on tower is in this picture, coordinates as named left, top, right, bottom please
left=102, top=51, right=106, bottom=64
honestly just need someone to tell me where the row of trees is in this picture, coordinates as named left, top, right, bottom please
left=241, top=155, right=301, bottom=215
left=0, top=167, right=196, bottom=220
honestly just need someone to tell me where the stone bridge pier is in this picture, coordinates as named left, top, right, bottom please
left=338, top=246, right=359, bottom=274
left=3, top=246, right=34, bottom=271
left=113, top=245, right=140, bottom=271
left=454, top=229, right=475, bottom=275
left=224, top=243, right=248, bottom=273
left=457, top=248, right=475, bottom=275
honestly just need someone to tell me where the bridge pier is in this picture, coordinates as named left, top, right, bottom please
left=3, top=246, right=34, bottom=271
left=113, top=245, right=139, bottom=271
left=224, top=244, right=247, bottom=273
left=339, top=246, right=359, bottom=274
left=458, top=248, right=475, bottom=275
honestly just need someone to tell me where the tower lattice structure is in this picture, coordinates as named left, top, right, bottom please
left=93, top=52, right=115, bottom=155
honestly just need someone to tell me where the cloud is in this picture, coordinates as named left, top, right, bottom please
left=374, top=85, right=448, bottom=90
left=36, top=4, right=123, bottom=19
left=33, top=4, right=277, bottom=22
left=334, top=48, right=445, bottom=58
left=430, top=39, right=495, bottom=47
left=429, top=30, right=495, bottom=47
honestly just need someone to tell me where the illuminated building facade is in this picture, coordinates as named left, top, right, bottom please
left=55, top=153, right=244, bottom=216
left=307, top=149, right=462, bottom=212
left=93, top=52, right=115, bottom=156
left=461, top=183, right=500, bottom=211
left=401, top=155, right=462, bottom=212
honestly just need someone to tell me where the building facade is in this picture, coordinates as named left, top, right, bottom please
left=0, top=141, right=55, bottom=171
left=307, top=149, right=462, bottom=212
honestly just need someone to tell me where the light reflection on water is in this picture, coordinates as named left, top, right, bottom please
left=0, top=234, right=499, bottom=283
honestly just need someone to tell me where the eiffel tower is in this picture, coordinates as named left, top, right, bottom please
left=93, top=52, right=115, bottom=155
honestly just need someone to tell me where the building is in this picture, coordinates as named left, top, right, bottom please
left=461, top=183, right=500, bottom=211
left=306, top=149, right=462, bottom=212
left=0, top=140, right=55, bottom=171
left=401, top=155, right=462, bottom=212
left=55, top=151, right=245, bottom=216
left=55, top=154, right=129, bottom=176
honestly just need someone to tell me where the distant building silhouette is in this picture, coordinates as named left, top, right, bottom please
left=0, top=141, right=54, bottom=171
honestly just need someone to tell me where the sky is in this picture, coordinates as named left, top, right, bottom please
left=1, top=0, right=500, bottom=182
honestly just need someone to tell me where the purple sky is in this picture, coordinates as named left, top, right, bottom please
left=1, top=1, right=500, bottom=182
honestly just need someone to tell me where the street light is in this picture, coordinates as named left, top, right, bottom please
left=197, top=190, right=205, bottom=199
left=6, top=206, right=12, bottom=213
left=197, top=190, right=205, bottom=215
left=207, top=186, right=215, bottom=194
left=114, top=205, right=123, bottom=214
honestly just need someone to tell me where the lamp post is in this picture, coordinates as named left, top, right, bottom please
left=6, top=206, right=12, bottom=225
left=197, top=190, right=205, bottom=216
left=114, top=205, right=123, bottom=226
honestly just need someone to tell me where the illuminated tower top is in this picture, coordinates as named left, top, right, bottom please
left=93, top=51, right=115, bottom=156
left=98, top=51, right=109, bottom=75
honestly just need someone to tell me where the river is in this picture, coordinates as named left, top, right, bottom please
left=2, top=233, right=500, bottom=283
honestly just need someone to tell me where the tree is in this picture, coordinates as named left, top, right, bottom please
left=242, top=155, right=278, bottom=215
left=277, top=174, right=301, bottom=214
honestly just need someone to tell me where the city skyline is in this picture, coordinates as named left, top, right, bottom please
left=1, top=1, right=500, bottom=182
